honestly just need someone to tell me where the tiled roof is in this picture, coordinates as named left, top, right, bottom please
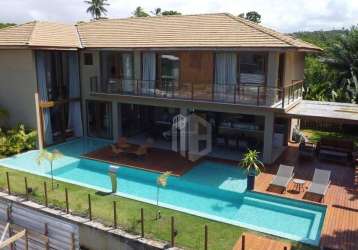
left=0, top=21, right=81, bottom=49
left=76, top=13, right=321, bottom=51
left=0, top=13, right=321, bottom=51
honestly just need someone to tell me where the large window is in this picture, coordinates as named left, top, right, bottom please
left=43, top=51, right=69, bottom=101
left=158, top=54, right=180, bottom=90
left=100, top=52, right=134, bottom=84
left=87, top=101, right=113, bottom=139
left=239, top=52, right=266, bottom=85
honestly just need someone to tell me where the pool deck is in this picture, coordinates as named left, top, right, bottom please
left=255, top=143, right=358, bottom=250
left=233, top=232, right=291, bottom=250
left=82, top=144, right=198, bottom=176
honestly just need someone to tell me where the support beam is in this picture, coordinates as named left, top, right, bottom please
left=263, top=112, right=274, bottom=164
left=35, top=93, right=44, bottom=150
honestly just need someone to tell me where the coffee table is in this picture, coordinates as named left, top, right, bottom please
left=293, top=179, right=305, bottom=192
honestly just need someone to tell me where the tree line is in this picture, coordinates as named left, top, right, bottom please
left=294, top=27, right=358, bottom=103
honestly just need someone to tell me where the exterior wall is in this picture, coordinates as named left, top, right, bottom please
left=79, top=49, right=282, bottom=163
left=0, top=49, right=38, bottom=128
left=283, top=51, right=305, bottom=86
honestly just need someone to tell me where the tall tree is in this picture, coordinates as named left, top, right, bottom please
left=84, top=0, right=109, bottom=20
left=239, top=11, right=261, bottom=23
left=133, top=6, right=149, bottom=17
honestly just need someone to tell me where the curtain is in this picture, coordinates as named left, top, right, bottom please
left=67, top=52, right=83, bottom=137
left=214, top=52, right=237, bottom=101
left=36, top=51, right=53, bottom=145
left=142, top=52, right=156, bottom=95
left=122, top=53, right=134, bottom=93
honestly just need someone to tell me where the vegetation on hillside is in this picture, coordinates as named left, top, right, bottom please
left=293, top=26, right=358, bottom=103
left=133, top=6, right=181, bottom=17
left=0, top=23, right=16, bottom=29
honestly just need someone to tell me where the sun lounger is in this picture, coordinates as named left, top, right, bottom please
left=270, top=164, right=294, bottom=192
left=307, top=169, right=331, bottom=201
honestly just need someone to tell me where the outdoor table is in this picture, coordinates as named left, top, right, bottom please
left=293, top=179, right=305, bottom=192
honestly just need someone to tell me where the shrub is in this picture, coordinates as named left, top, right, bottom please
left=0, top=124, right=37, bottom=157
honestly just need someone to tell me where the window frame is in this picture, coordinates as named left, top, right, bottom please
left=237, top=52, right=268, bottom=86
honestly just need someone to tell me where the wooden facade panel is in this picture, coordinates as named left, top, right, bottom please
left=179, top=51, right=214, bottom=100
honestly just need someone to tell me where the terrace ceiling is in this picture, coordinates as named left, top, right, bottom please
left=285, top=100, right=358, bottom=124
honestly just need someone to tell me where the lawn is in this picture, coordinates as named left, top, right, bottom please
left=0, top=166, right=318, bottom=250
left=302, top=129, right=358, bottom=148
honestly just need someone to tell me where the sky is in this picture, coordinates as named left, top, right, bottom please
left=1, top=0, right=357, bottom=33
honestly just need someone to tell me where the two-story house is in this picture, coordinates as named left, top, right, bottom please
left=0, top=13, right=324, bottom=164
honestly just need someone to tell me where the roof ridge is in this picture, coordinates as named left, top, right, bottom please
left=224, top=13, right=297, bottom=47
left=225, top=13, right=321, bottom=50
left=74, top=24, right=83, bottom=48
left=77, top=12, right=228, bottom=25
left=27, top=21, right=38, bottom=45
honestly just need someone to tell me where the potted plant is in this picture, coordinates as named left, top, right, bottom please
left=36, top=149, right=63, bottom=190
left=240, top=149, right=264, bottom=191
left=156, top=171, right=171, bottom=219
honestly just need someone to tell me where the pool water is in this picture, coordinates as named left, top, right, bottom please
left=0, top=138, right=326, bottom=245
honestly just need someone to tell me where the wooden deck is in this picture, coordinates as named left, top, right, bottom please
left=83, top=142, right=358, bottom=249
left=82, top=144, right=197, bottom=176
left=255, top=144, right=358, bottom=250
left=233, top=232, right=291, bottom=250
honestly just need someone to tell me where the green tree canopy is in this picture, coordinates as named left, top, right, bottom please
left=132, top=6, right=149, bottom=17
left=0, top=23, right=16, bottom=29
left=85, top=0, right=109, bottom=20
left=297, top=26, right=358, bottom=104
left=162, top=10, right=181, bottom=16
left=239, top=11, right=261, bottom=23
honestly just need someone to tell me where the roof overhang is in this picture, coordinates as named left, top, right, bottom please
left=284, top=100, right=358, bottom=124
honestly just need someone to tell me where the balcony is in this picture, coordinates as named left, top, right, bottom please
left=89, top=77, right=303, bottom=109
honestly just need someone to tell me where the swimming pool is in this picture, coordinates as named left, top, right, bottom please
left=0, top=138, right=326, bottom=245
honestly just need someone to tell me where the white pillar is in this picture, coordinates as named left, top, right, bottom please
left=263, top=112, right=274, bottom=164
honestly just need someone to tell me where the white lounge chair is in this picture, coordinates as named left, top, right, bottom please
left=307, top=169, right=331, bottom=201
left=270, top=164, right=294, bottom=192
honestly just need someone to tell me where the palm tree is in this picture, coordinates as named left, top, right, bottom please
left=240, top=150, right=264, bottom=190
left=156, top=171, right=171, bottom=219
left=36, top=149, right=63, bottom=190
left=84, top=0, right=109, bottom=20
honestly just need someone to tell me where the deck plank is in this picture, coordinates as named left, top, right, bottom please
left=255, top=144, right=358, bottom=250
left=233, top=233, right=291, bottom=250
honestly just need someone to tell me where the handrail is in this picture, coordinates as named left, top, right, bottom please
left=89, top=77, right=303, bottom=108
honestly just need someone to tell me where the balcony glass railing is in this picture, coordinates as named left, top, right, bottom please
left=89, top=77, right=303, bottom=108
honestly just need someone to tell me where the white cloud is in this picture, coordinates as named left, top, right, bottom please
left=0, top=0, right=357, bottom=32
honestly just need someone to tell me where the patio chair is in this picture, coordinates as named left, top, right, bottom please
left=111, top=144, right=124, bottom=159
left=117, top=137, right=130, bottom=149
left=307, top=169, right=331, bottom=201
left=127, top=145, right=149, bottom=161
left=270, top=164, right=295, bottom=192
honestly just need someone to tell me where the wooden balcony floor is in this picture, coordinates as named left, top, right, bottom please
left=255, top=144, right=358, bottom=250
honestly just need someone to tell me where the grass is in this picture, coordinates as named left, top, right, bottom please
left=0, top=166, right=318, bottom=250
left=302, top=129, right=358, bottom=148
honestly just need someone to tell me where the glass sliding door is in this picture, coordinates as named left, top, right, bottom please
left=86, top=100, right=113, bottom=139
left=100, top=51, right=134, bottom=93
left=36, top=50, right=82, bottom=146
